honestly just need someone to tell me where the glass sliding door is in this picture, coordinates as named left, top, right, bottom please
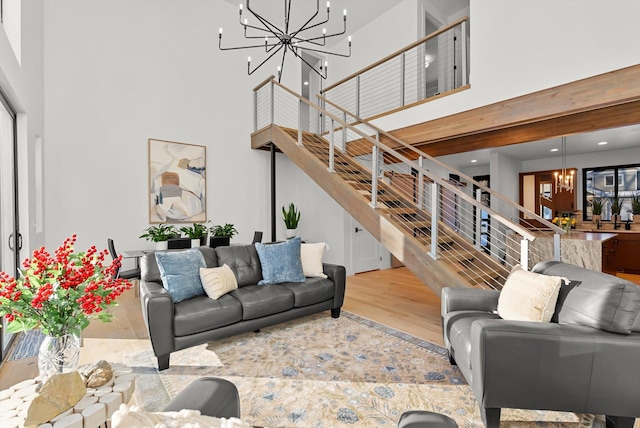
left=0, top=90, right=19, bottom=362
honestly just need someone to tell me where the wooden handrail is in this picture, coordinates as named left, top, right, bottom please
left=322, top=16, right=469, bottom=93
left=253, top=75, right=276, bottom=92
left=318, top=94, right=563, bottom=234
left=267, top=78, right=544, bottom=240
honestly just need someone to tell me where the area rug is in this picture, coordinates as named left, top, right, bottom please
left=7, top=329, right=45, bottom=361
left=124, top=312, right=604, bottom=428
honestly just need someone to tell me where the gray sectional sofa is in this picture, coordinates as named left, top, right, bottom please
left=139, top=245, right=346, bottom=370
left=442, top=261, right=640, bottom=428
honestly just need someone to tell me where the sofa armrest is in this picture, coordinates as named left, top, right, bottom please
left=469, top=319, right=640, bottom=413
left=139, top=280, right=175, bottom=358
left=441, top=287, right=499, bottom=317
left=323, top=263, right=346, bottom=309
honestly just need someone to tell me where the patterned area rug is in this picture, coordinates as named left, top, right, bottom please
left=124, top=312, right=604, bottom=427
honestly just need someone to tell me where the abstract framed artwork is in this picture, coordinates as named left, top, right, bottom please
left=148, top=138, right=206, bottom=223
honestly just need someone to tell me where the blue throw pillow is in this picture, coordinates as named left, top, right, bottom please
left=255, top=237, right=306, bottom=285
left=155, top=248, right=206, bottom=302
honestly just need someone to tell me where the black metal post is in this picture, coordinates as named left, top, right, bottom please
left=270, top=143, right=276, bottom=242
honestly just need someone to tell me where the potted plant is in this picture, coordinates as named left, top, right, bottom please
left=180, top=222, right=209, bottom=248
left=282, top=203, right=301, bottom=238
left=139, top=223, right=178, bottom=250
left=209, top=223, right=238, bottom=248
left=630, top=192, right=640, bottom=222
left=591, top=197, right=603, bottom=224
left=609, top=195, right=623, bottom=224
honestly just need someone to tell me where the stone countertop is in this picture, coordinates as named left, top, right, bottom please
left=528, top=230, right=618, bottom=241
left=576, top=228, right=640, bottom=235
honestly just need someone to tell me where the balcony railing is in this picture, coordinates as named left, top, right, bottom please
left=254, top=78, right=564, bottom=287
left=320, top=17, right=470, bottom=124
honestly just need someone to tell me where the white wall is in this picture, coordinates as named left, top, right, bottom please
left=0, top=0, right=45, bottom=255
left=42, top=0, right=347, bottom=267
left=374, top=0, right=640, bottom=131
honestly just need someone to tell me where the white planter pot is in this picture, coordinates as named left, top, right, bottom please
left=286, top=228, right=297, bottom=239
left=156, top=241, right=168, bottom=251
left=191, top=238, right=201, bottom=248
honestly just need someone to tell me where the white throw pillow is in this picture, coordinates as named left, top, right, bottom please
left=497, top=265, right=567, bottom=323
left=112, top=404, right=250, bottom=427
left=200, top=264, right=238, bottom=299
left=300, top=242, right=328, bottom=278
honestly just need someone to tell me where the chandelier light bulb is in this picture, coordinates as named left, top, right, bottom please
left=343, top=9, right=347, bottom=16
left=247, top=56, right=251, bottom=63
left=239, top=4, right=243, bottom=11
left=323, top=28, right=326, bottom=35
left=219, top=27, right=223, bottom=34
left=244, top=18, right=248, bottom=25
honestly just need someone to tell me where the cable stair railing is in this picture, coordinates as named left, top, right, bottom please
left=252, top=77, right=564, bottom=293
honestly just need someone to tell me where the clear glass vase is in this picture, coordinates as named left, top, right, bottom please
left=38, top=333, right=81, bottom=383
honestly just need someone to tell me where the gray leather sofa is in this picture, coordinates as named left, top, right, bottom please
left=442, top=261, right=640, bottom=428
left=140, top=245, right=346, bottom=370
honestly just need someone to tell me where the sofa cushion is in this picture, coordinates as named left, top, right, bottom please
left=280, top=277, right=335, bottom=307
left=200, top=264, right=238, bottom=299
left=532, top=261, right=640, bottom=334
left=155, top=249, right=206, bottom=302
left=300, top=242, right=328, bottom=278
left=141, top=247, right=218, bottom=283
left=215, top=245, right=262, bottom=287
left=443, top=310, right=501, bottom=370
left=255, top=237, right=306, bottom=285
left=174, top=294, right=243, bottom=336
left=229, top=284, right=295, bottom=320
left=497, top=265, right=566, bottom=323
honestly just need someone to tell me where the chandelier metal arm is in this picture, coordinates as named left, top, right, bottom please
left=295, top=43, right=352, bottom=58
left=249, top=45, right=284, bottom=76
left=287, top=45, right=328, bottom=80
left=289, top=0, right=323, bottom=39
left=219, top=34, right=279, bottom=52
left=245, top=0, right=284, bottom=35
left=295, top=21, right=347, bottom=46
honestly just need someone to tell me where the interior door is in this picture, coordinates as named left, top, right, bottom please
left=0, top=90, right=19, bottom=361
left=353, top=221, right=380, bottom=273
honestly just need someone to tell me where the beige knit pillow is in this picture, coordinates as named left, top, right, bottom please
left=300, top=242, right=328, bottom=278
left=497, top=265, right=567, bottom=323
left=200, top=264, right=238, bottom=299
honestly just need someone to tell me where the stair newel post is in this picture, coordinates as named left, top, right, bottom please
left=297, top=99, right=303, bottom=146
left=356, top=75, right=361, bottom=118
left=253, top=86, right=258, bottom=132
left=553, top=232, right=561, bottom=261
left=475, top=188, right=483, bottom=251
left=400, top=52, right=406, bottom=107
left=269, top=80, right=275, bottom=125
left=342, top=111, right=347, bottom=151
left=428, top=181, right=440, bottom=260
left=417, top=156, right=425, bottom=209
left=370, top=143, right=379, bottom=209
left=461, top=20, right=468, bottom=86
left=520, top=238, right=529, bottom=270
left=328, top=118, right=335, bottom=173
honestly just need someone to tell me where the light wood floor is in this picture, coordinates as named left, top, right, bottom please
left=1, top=268, right=639, bottom=428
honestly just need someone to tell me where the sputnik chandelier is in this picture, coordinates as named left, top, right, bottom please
left=554, top=136, right=574, bottom=192
left=218, top=0, right=352, bottom=82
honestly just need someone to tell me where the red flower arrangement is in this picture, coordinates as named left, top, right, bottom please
left=0, top=235, right=133, bottom=337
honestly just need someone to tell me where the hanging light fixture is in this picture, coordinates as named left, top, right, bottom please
left=554, top=136, right=574, bottom=192
left=218, top=0, right=352, bottom=82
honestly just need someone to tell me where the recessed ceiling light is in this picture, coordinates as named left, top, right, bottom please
left=303, top=81, right=309, bottom=86
left=550, top=148, right=559, bottom=152
left=470, top=159, right=477, bottom=163
left=598, top=141, right=608, bottom=145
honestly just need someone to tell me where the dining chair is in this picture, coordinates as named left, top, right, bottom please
left=107, top=238, right=141, bottom=280
left=251, top=231, right=263, bottom=244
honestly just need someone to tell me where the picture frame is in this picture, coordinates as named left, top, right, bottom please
left=148, top=138, right=206, bottom=223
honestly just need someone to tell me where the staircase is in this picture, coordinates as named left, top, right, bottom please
left=251, top=79, right=562, bottom=296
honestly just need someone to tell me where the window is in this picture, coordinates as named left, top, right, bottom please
left=583, top=163, right=640, bottom=221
